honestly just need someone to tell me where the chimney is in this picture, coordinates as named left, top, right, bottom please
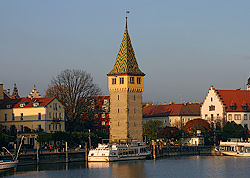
left=0, top=84, right=4, bottom=100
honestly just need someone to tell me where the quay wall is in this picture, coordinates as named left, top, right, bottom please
left=151, top=144, right=222, bottom=159
left=0, top=150, right=86, bottom=165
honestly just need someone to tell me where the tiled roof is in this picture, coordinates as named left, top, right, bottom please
left=0, top=93, right=20, bottom=109
left=143, top=103, right=200, bottom=118
left=216, top=90, right=250, bottom=112
left=13, top=97, right=56, bottom=108
left=107, top=20, right=145, bottom=76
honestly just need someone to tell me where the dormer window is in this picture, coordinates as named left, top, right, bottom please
left=20, top=103, right=25, bottom=107
left=33, top=102, right=39, bottom=107
left=6, top=104, right=12, bottom=108
left=241, top=105, right=248, bottom=110
left=230, top=105, right=237, bottom=110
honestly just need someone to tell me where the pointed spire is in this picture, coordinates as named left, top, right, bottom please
left=108, top=16, right=145, bottom=76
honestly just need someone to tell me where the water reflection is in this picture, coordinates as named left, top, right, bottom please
left=2, top=156, right=250, bottom=178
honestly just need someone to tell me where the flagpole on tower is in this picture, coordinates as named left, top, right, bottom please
left=126, top=11, right=130, bottom=28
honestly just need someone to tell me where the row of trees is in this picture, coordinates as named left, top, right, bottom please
left=143, top=119, right=248, bottom=145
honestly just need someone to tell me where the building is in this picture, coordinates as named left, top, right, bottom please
left=107, top=17, right=145, bottom=142
left=143, top=102, right=201, bottom=128
left=201, top=84, right=250, bottom=130
left=0, top=85, right=65, bottom=147
left=81, top=96, right=110, bottom=133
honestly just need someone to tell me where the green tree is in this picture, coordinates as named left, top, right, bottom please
left=143, top=120, right=163, bottom=142
left=222, top=121, right=244, bottom=141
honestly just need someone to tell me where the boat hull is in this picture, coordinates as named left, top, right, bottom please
left=88, top=155, right=148, bottom=162
left=0, top=160, right=18, bottom=170
left=220, top=151, right=250, bottom=157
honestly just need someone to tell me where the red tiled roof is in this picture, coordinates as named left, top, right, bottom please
left=143, top=103, right=200, bottom=118
left=13, top=97, right=56, bottom=108
left=0, top=93, right=20, bottom=109
left=216, top=90, right=250, bottom=112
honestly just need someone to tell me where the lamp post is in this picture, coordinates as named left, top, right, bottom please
left=88, top=129, right=91, bottom=149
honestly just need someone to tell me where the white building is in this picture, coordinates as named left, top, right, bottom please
left=201, top=84, right=250, bottom=130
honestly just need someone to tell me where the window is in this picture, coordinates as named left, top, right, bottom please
left=12, top=113, right=15, bottom=121
left=205, top=114, right=207, bottom=119
left=169, top=119, right=171, bottom=123
left=182, top=118, right=185, bottom=122
left=118, top=95, right=120, bottom=100
left=228, top=114, right=232, bottom=120
left=137, top=77, right=141, bottom=84
left=118, top=108, right=119, bottom=113
left=49, top=124, right=51, bottom=130
left=53, top=103, right=57, bottom=111
left=59, top=125, right=61, bottom=131
left=59, top=113, right=61, bottom=119
left=130, top=77, right=134, bottom=84
left=209, top=105, right=215, bottom=111
left=55, top=125, right=58, bottom=130
left=102, top=121, right=105, bottom=126
left=20, top=125, right=23, bottom=132
left=217, top=114, right=220, bottom=119
left=211, top=97, right=213, bottom=102
left=234, top=114, right=241, bottom=120
left=38, top=113, right=41, bottom=120
left=120, top=77, right=124, bottom=84
left=244, top=114, right=247, bottom=120
left=134, top=108, right=136, bottom=113
left=49, top=112, right=51, bottom=118
left=20, top=113, right=23, bottom=121
left=38, top=125, right=42, bottom=131
left=211, top=114, right=214, bottom=119
left=112, top=78, right=116, bottom=84
left=134, top=95, right=136, bottom=101
left=4, top=114, right=7, bottom=121
left=188, top=118, right=191, bottom=121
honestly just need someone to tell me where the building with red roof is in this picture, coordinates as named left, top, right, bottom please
left=201, top=85, right=250, bottom=129
left=0, top=85, right=65, bottom=148
left=143, top=102, right=201, bottom=128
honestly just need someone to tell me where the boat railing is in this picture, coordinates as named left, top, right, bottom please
left=102, top=138, right=138, bottom=145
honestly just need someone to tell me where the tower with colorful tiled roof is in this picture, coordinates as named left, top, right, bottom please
left=107, top=17, right=145, bottom=142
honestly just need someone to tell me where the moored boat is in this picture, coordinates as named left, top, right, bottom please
left=88, top=139, right=151, bottom=162
left=219, top=141, right=250, bottom=156
left=0, top=160, right=18, bottom=170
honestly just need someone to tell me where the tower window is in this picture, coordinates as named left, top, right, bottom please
left=112, top=78, right=116, bottom=84
left=118, top=108, right=119, bottom=113
left=118, top=95, right=120, bottom=100
left=134, top=95, right=135, bottom=101
left=137, top=77, right=141, bottom=84
left=120, top=77, right=124, bottom=84
left=130, top=77, right=134, bottom=84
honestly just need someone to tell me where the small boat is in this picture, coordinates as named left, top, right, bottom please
left=219, top=141, right=250, bottom=157
left=88, top=139, right=151, bottom=162
left=0, top=136, right=24, bottom=170
left=0, top=160, right=18, bottom=170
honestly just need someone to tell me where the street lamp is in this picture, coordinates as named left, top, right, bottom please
left=88, top=129, right=91, bottom=148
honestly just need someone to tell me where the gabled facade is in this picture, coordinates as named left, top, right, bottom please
left=0, top=84, right=65, bottom=147
left=201, top=85, right=250, bottom=129
left=107, top=18, right=145, bottom=142
left=143, top=103, right=201, bottom=128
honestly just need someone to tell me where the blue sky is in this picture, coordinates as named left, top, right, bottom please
left=0, top=1, right=250, bottom=103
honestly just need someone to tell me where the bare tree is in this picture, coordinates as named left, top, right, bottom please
left=46, top=69, right=102, bottom=121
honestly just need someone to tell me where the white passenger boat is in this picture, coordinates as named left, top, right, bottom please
left=88, top=139, right=151, bottom=162
left=219, top=141, right=250, bottom=157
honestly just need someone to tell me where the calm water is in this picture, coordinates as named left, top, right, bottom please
left=1, top=156, right=250, bottom=178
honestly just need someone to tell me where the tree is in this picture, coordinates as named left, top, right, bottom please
left=143, top=120, right=163, bottom=142
left=222, top=121, right=244, bottom=141
left=183, top=118, right=211, bottom=135
left=157, top=126, right=181, bottom=140
left=46, top=69, right=102, bottom=123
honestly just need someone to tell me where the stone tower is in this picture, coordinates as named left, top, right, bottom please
left=107, top=18, right=145, bottom=142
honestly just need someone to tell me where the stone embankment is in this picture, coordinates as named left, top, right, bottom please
left=151, top=142, right=222, bottom=159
